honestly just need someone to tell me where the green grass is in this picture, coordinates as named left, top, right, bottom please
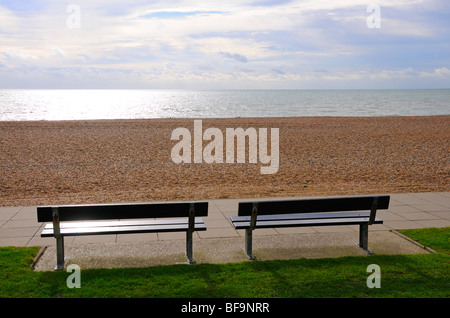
left=399, top=227, right=450, bottom=254
left=0, top=227, right=448, bottom=298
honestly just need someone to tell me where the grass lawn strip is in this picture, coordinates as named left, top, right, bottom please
left=0, top=227, right=448, bottom=298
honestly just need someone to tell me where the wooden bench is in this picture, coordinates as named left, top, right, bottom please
left=230, top=195, right=390, bottom=260
left=37, top=201, right=208, bottom=270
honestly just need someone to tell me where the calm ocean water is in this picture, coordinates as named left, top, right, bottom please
left=0, top=89, right=449, bottom=121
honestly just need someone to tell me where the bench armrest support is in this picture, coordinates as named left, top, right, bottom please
left=52, top=207, right=61, bottom=238
left=249, top=203, right=258, bottom=230
left=244, top=203, right=258, bottom=260
left=186, top=203, right=195, bottom=264
left=368, top=197, right=378, bottom=225
left=52, top=207, right=65, bottom=270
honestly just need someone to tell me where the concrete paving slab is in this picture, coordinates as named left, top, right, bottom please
left=417, top=219, right=450, bottom=228
left=429, top=211, right=450, bottom=219
left=0, top=207, right=21, bottom=220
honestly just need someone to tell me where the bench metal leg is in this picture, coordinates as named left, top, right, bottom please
left=245, top=229, right=256, bottom=260
left=358, top=224, right=373, bottom=255
left=55, top=236, right=65, bottom=270
left=186, top=230, right=195, bottom=264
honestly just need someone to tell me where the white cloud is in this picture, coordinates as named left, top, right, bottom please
left=1, top=48, right=38, bottom=61
left=47, top=46, right=67, bottom=59
left=0, top=7, right=19, bottom=31
left=0, top=0, right=449, bottom=88
left=423, top=67, right=450, bottom=77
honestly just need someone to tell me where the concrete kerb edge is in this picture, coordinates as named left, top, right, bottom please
left=30, top=246, right=48, bottom=270
left=389, top=229, right=438, bottom=254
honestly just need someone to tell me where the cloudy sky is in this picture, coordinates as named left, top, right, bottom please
left=0, top=0, right=449, bottom=89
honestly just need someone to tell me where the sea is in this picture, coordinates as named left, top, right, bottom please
left=0, top=89, right=449, bottom=121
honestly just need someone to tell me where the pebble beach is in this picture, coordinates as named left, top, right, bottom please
left=0, top=115, right=448, bottom=207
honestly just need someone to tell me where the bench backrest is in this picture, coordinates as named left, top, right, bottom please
left=37, top=202, right=208, bottom=222
left=238, top=195, right=390, bottom=216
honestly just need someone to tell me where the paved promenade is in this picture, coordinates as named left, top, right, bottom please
left=0, top=192, right=449, bottom=270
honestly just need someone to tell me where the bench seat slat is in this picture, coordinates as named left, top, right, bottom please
left=41, top=222, right=206, bottom=237
left=43, top=218, right=205, bottom=229
left=231, top=211, right=371, bottom=223
left=232, top=217, right=383, bottom=229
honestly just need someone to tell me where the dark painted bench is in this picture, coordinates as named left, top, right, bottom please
left=230, top=195, right=390, bottom=260
left=37, top=201, right=208, bottom=270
